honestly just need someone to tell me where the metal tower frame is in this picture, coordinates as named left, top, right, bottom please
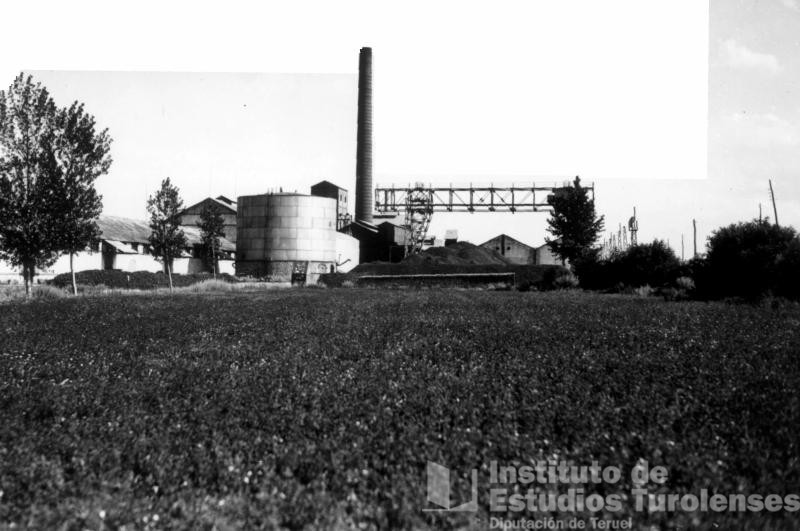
left=403, top=184, right=434, bottom=255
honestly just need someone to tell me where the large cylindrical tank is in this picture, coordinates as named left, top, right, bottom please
left=236, top=193, right=338, bottom=281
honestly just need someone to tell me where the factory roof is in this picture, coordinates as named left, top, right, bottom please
left=311, top=180, right=348, bottom=192
left=97, top=215, right=235, bottom=251
left=480, top=233, right=534, bottom=249
left=180, top=196, right=237, bottom=215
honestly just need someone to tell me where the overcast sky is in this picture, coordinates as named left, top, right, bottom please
left=2, top=1, right=798, bottom=255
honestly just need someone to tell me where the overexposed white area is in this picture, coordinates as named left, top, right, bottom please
left=7, top=1, right=797, bottom=255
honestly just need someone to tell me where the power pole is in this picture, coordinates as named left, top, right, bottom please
left=693, top=219, right=697, bottom=259
left=759, top=203, right=762, bottom=222
left=769, top=179, right=779, bottom=227
left=681, top=234, right=685, bottom=261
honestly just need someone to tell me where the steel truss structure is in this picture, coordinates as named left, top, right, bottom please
left=375, top=182, right=593, bottom=214
left=375, top=181, right=594, bottom=255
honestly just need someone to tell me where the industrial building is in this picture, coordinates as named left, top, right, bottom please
left=479, top=234, right=565, bottom=266
left=178, top=195, right=238, bottom=243
left=0, top=215, right=236, bottom=283
left=345, top=220, right=410, bottom=263
left=480, top=234, right=536, bottom=264
left=310, top=181, right=351, bottom=230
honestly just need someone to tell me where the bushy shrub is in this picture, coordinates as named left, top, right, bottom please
left=318, top=273, right=349, bottom=288
left=618, top=240, right=680, bottom=287
left=0, top=286, right=25, bottom=302
left=516, top=280, right=533, bottom=292
left=553, top=271, right=579, bottom=290
left=76, top=283, right=110, bottom=296
left=571, top=251, right=613, bottom=291
left=573, top=241, right=681, bottom=291
left=775, top=237, right=800, bottom=300
left=699, top=219, right=799, bottom=300
left=633, top=285, right=653, bottom=297
left=185, top=279, right=235, bottom=293
left=32, top=285, right=67, bottom=299
left=540, top=265, right=578, bottom=290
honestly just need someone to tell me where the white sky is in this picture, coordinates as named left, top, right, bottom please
left=3, top=1, right=795, bottom=255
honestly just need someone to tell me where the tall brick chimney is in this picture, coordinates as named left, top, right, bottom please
left=355, top=47, right=373, bottom=224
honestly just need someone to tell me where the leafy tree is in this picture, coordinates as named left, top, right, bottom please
left=616, top=240, right=680, bottom=288
left=49, top=102, right=112, bottom=295
left=147, top=178, right=186, bottom=292
left=545, top=176, right=604, bottom=266
left=0, top=74, right=111, bottom=296
left=0, top=75, right=61, bottom=294
left=197, top=202, right=225, bottom=278
left=701, top=218, right=798, bottom=300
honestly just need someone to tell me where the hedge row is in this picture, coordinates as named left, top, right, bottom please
left=322, top=264, right=570, bottom=289
left=49, top=270, right=236, bottom=290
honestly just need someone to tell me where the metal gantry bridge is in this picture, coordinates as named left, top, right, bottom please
left=374, top=181, right=594, bottom=255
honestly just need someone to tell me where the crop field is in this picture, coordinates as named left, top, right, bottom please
left=1, top=290, right=799, bottom=530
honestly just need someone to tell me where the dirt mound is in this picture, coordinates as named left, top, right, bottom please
left=351, top=242, right=512, bottom=276
left=403, top=242, right=511, bottom=267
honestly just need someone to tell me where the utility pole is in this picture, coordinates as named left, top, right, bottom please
left=681, top=234, right=685, bottom=261
left=759, top=203, right=762, bottom=222
left=693, top=219, right=697, bottom=259
left=769, top=179, right=779, bottom=227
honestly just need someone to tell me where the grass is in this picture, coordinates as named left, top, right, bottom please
left=0, top=284, right=68, bottom=301
left=0, top=290, right=798, bottom=529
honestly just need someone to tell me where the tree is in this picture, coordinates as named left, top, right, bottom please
left=50, top=102, right=112, bottom=295
left=147, top=178, right=186, bottom=292
left=545, top=176, right=605, bottom=266
left=701, top=218, right=798, bottom=300
left=0, top=74, right=111, bottom=296
left=197, top=202, right=225, bottom=279
left=615, top=240, right=681, bottom=288
left=0, top=75, right=61, bottom=295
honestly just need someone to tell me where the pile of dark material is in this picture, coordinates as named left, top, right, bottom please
left=324, top=242, right=569, bottom=289
left=50, top=270, right=236, bottom=290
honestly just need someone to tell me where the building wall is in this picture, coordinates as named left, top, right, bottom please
left=310, top=181, right=349, bottom=229
left=535, top=244, right=565, bottom=266
left=218, top=259, right=235, bottom=276
left=179, top=198, right=238, bottom=243
left=335, top=232, right=360, bottom=273
left=1, top=248, right=163, bottom=284
left=236, top=193, right=338, bottom=281
left=481, top=235, right=536, bottom=265
left=99, top=249, right=164, bottom=273
left=2, top=245, right=234, bottom=283
left=170, top=257, right=234, bottom=275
